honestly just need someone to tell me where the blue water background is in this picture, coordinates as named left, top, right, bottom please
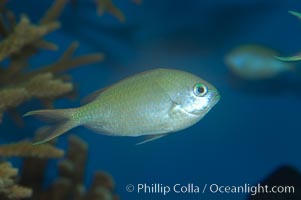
left=1, top=0, right=301, bottom=199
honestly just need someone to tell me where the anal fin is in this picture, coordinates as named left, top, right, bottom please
left=136, top=134, right=166, bottom=145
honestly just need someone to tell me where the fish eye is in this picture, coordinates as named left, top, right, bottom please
left=193, top=83, right=208, bottom=97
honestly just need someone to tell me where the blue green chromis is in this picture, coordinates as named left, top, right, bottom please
left=24, top=68, right=220, bottom=145
left=225, top=44, right=294, bottom=80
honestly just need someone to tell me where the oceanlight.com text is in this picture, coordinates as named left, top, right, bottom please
left=125, top=183, right=295, bottom=196
left=208, top=183, right=294, bottom=196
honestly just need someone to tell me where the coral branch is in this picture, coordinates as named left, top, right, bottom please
left=0, top=134, right=119, bottom=200
left=59, top=135, right=88, bottom=186
left=0, top=162, right=32, bottom=200
left=26, top=73, right=73, bottom=98
left=34, top=40, right=59, bottom=51
left=85, top=171, right=119, bottom=200
left=96, top=0, right=126, bottom=22
left=0, top=141, right=64, bottom=158
left=0, top=0, right=103, bottom=124
left=0, top=88, right=29, bottom=109
left=5, top=185, right=33, bottom=199
left=95, top=0, right=142, bottom=22
left=0, top=15, right=60, bottom=61
left=30, top=42, right=104, bottom=75
left=40, top=0, right=68, bottom=25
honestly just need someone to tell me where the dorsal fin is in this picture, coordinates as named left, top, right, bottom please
left=81, top=87, right=107, bottom=105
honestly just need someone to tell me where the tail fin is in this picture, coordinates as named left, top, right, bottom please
left=24, top=108, right=79, bottom=145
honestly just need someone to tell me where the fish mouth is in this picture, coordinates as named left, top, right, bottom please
left=212, top=93, right=221, bottom=105
left=204, top=89, right=220, bottom=108
left=186, top=91, right=220, bottom=116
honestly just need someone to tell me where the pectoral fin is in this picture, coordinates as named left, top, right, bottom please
left=136, top=134, right=166, bottom=145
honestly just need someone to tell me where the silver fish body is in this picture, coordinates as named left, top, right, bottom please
left=25, top=68, right=220, bottom=144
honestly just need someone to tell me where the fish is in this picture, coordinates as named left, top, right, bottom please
left=275, top=11, right=301, bottom=62
left=24, top=68, right=220, bottom=145
left=289, top=10, right=301, bottom=20
left=224, top=44, right=294, bottom=80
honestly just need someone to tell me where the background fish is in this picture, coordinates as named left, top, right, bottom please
left=275, top=11, right=301, bottom=62
left=224, top=44, right=294, bottom=80
left=25, top=68, right=220, bottom=145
